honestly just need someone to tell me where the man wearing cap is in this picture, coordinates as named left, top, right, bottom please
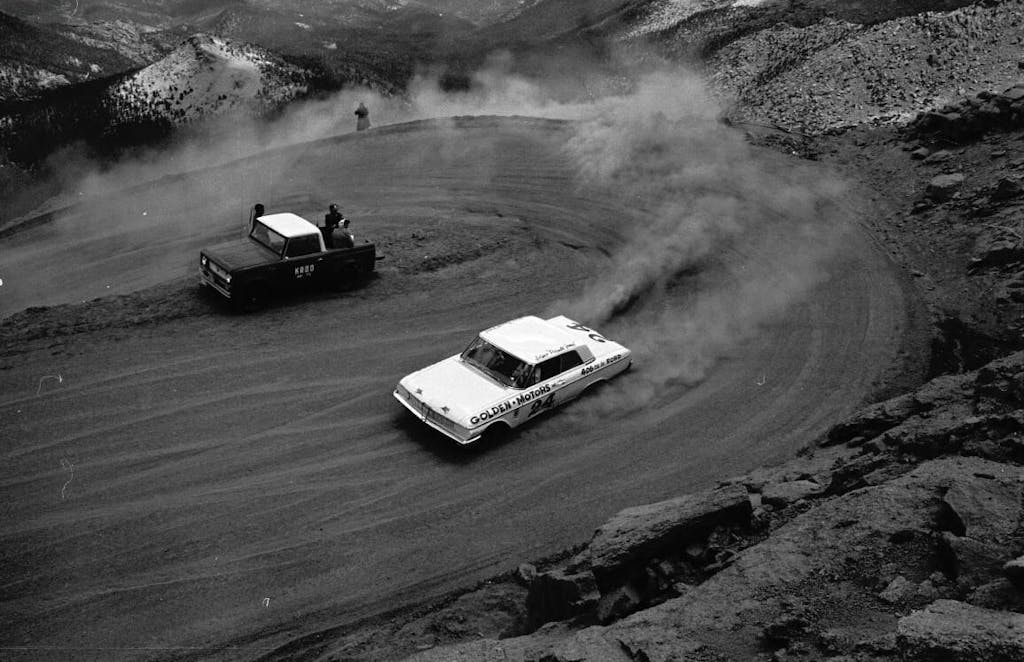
left=323, top=203, right=344, bottom=249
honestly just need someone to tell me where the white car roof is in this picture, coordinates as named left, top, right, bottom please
left=480, top=316, right=579, bottom=364
left=259, top=212, right=320, bottom=238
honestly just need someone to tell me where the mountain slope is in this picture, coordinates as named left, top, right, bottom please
left=0, top=10, right=145, bottom=102
left=106, top=33, right=310, bottom=123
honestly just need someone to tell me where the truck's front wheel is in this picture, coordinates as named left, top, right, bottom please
left=234, top=283, right=268, bottom=312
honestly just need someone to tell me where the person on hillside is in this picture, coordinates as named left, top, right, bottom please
left=355, top=102, right=371, bottom=131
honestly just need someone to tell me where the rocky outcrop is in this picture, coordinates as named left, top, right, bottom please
left=824, top=351, right=1024, bottom=462
left=910, top=83, right=1024, bottom=144
left=926, top=172, right=966, bottom=201
left=524, top=568, right=599, bottom=630
left=897, top=599, right=1024, bottom=661
left=586, top=484, right=751, bottom=591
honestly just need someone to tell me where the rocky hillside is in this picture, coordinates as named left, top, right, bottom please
left=0, top=30, right=314, bottom=171
left=705, top=0, right=1024, bottom=133
left=0, top=11, right=164, bottom=103
left=106, top=33, right=310, bottom=124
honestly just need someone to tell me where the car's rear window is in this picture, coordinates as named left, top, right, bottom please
left=285, top=234, right=321, bottom=257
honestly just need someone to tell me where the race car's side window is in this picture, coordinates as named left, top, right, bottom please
left=534, top=356, right=561, bottom=383
left=559, top=350, right=584, bottom=373
left=533, top=351, right=584, bottom=384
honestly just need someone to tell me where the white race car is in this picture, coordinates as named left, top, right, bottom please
left=394, top=315, right=631, bottom=444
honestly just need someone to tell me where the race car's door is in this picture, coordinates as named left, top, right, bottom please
left=526, top=350, right=588, bottom=418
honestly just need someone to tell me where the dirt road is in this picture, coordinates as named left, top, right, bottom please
left=0, top=117, right=924, bottom=660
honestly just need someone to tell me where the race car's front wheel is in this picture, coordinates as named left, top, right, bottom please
left=480, top=422, right=512, bottom=445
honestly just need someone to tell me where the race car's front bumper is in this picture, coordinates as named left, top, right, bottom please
left=393, top=386, right=479, bottom=445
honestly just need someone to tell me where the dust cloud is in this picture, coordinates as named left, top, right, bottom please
left=2, top=50, right=848, bottom=379
left=0, top=51, right=601, bottom=316
left=546, top=69, right=850, bottom=412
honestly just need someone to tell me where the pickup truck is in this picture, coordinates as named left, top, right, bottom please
left=199, top=212, right=377, bottom=310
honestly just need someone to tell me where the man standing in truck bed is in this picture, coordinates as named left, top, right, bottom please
left=323, top=203, right=344, bottom=249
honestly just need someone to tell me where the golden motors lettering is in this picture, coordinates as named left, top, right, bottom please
left=470, top=384, right=553, bottom=425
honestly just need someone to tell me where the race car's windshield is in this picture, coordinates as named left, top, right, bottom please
left=460, top=337, right=531, bottom=388
left=250, top=222, right=287, bottom=256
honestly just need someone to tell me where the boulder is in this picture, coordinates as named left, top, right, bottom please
left=587, top=485, right=751, bottom=590
left=824, top=389, right=927, bottom=447
left=761, top=480, right=824, bottom=508
left=1002, top=555, right=1024, bottom=590
left=897, top=599, right=1024, bottom=661
left=923, top=149, right=953, bottom=164
left=762, top=613, right=810, bottom=647
left=971, top=578, right=1024, bottom=610
left=939, top=533, right=1006, bottom=589
left=596, top=583, right=642, bottom=624
left=525, top=569, right=599, bottom=631
left=941, top=469, right=1023, bottom=542
left=970, top=233, right=1024, bottom=272
left=926, top=173, right=966, bottom=201
left=516, top=563, right=538, bottom=586
left=879, top=575, right=915, bottom=604
left=975, top=351, right=1024, bottom=406
left=990, top=177, right=1022, bottom=201
left=1004, top=85, right=1024, bottom=103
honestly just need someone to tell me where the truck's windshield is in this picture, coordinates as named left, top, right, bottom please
left=460, top=337, right=531, bottom=388
left=250, top=222, right=287, bottom=256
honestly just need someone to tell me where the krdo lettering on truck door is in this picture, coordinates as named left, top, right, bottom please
left=285, top=235, right=324, bottom=287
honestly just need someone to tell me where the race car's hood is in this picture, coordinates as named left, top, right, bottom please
left=203, top=240, right=279, bottom=271
left=399, top=356, right=513, bottom=424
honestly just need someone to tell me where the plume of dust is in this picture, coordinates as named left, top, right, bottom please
left=33, top=51, right=594, bottom=216
left=2, top=52, right=613, bottom=316
left=548, top=68, right=851, bottom=416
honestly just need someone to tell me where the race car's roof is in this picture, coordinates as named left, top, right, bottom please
left=480, top=316, right=579, bottom=364
left=258, top=212, right=319, bottom=238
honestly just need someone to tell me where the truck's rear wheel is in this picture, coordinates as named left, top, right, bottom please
left=333, top=266, right=363, bottom=292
